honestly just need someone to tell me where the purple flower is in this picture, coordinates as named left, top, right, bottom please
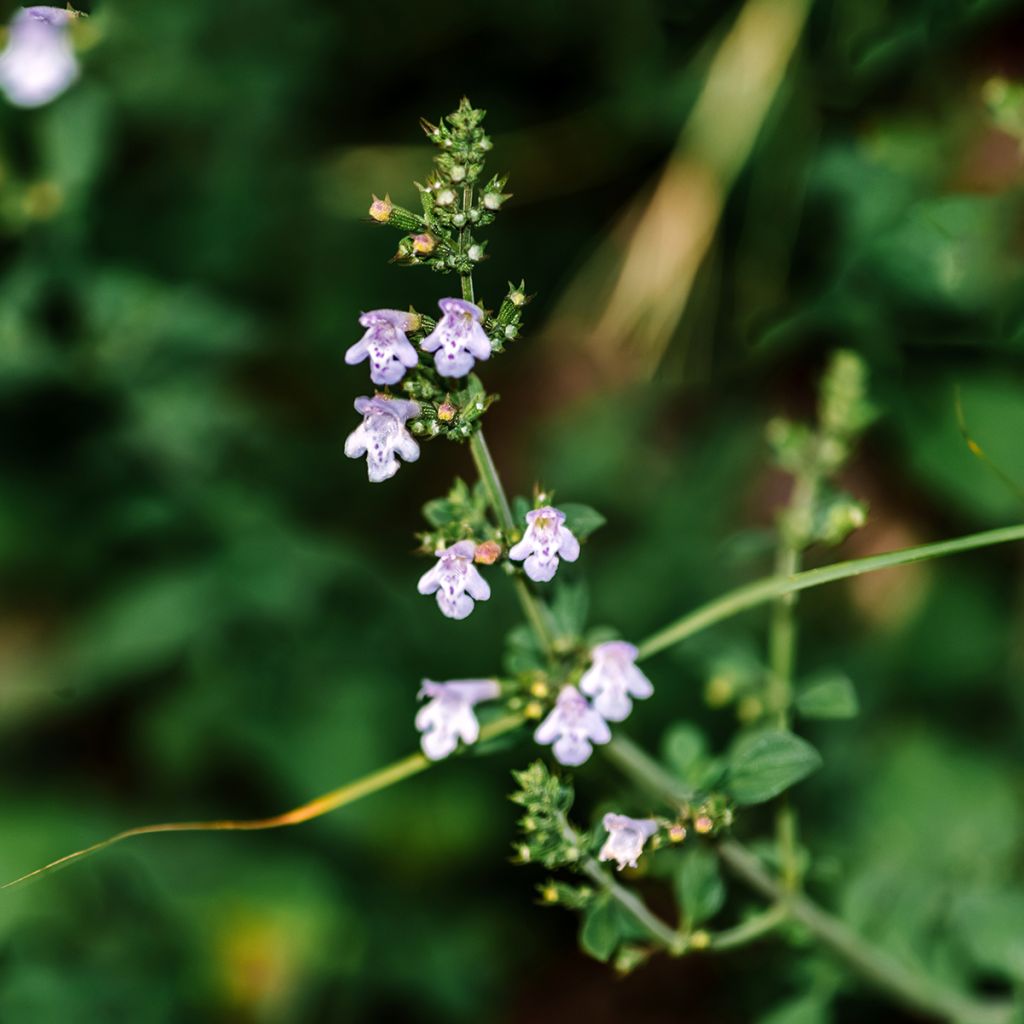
left=417, top=540, right=491, bottom=619
left=344, top=395, right=420, bottom=482
left=420, top=298, right=491, bottom=378
left=0, top=7, right=79, bottom=109
left=345, top=309, right=419, bottom=387
left=415, top=678, right=502, bottom=760
left=579, top=641, right=653, bottom=722
left=533, top=686, right=611, bottom=766
left=508, top=505, right=580, bottom=583
left=598, top=814, right=658, bottom=871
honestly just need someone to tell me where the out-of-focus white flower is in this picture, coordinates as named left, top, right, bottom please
left=0, top=7, right=79, bottom=109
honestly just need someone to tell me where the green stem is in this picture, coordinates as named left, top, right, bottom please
left=717, top=840, right=1016, bottom=1024
left=768, top=473, right=816, bottom=891
left=602, top=737, right=1017, bottom=1024
left=603, top=733, right=696, bottom=805
left=636, top=523, right=1024, bottom=662
left=581, top=859, right=686, bottom=955
left=707, top=903, right=788, bottom=951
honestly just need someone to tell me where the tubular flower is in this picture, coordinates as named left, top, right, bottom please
left=0, top=7, right=79, bottom=109
left=417, top=540, right=491, bottom=620
left=415, top=679, right=502, bottom=760
left=345, top=310, right=420, bottom=386
left=598, top=814, right=659, bottom=871
left=420, top=298, right=491, bottom=378
left=508, top=506, right=580, bottom=583
left=578, top=641, right=653, bottom=722
left=533, top=686, right=611, bottom=767
left=343, top=395, right=420, bottom=482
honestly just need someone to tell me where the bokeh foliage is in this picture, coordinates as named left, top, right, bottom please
left=0, top=0, right=1023, bottom=1021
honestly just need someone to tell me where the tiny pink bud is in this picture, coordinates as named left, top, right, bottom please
left=474, top=540, right=502, bottom=565
left=412, top=233, right=436, bottom=254
left=368, top=194, right=392, bottom=222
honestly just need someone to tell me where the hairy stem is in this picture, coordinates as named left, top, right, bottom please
left=636, top=523, right=1024, bottom=662
left=604, top=735, right=1017, bottom=1024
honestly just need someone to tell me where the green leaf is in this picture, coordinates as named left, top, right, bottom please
left=422, top=498, right=457, bottom=527
left=559, top=503, right=607, bottom=540
left=674, top=845, right=725, bottom=926
left=952, top=889, right=1024, bottom=984
left=795, top=673, right=859, bottom=720
left=550, top=581, right=589, bottom=638
left=758, top=993, right=832, bottom=1024
left=579, top=895, right=619, bottom=962
left=725, top=730, right=822, bottom=806
left=512, top=495, right=531, bottom=526
left=661, top=723, right=708, bottom=781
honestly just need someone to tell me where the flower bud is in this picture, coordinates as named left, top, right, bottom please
left=483, top=192, right=503, bottom=210
left=524, top=700, right=544, bottom=720
left=450, top=165, right=467, bottom=182
left=412, top=233, right=436, bottom=255
left=668, top=824, right=687, bottom=843
left=529, top=679, right=550, bottom=699
left=694, top=815, right=714, bottom=835
left=689, top=930, right=711, bottom=951
left=436, top=188, right=456, bottom=207
left=541, top=885, right=558, bottom=903
left=437, top=398, right=457, bottom=422
left=369, top=194, right=392, bottom=222
left=510, top=290, right=526, bottom=306
left=737, top=695, right=763, bottom=723
left=468, top=244, right=484, bottom=262
left=474, top=540, right=502, bottom=565
left=705, top=673, right=735, bottom=708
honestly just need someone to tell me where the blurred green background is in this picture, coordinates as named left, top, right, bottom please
left=1, top=0, right=1023, bottom=1021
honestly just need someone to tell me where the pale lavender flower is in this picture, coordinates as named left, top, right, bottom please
left=344, top=395, right=420, bottom=482
left=0, top=7, right=79, bottom=109
left=417, top=540, right=491, bottom=620
left=598, top=814, right=659, bottom=871
left=533, top=686, right=611, bottom=767
left=415, top=678, right=501, bottom=760
left=345, top=309, right=419, bottom=386
left=579, top=640, right=653, bottom=722
left=420, top=298, right=491, bottom=377
left=508, top=505, right=580, bottom=583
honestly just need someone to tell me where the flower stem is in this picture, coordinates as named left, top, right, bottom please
left=636, top=523, right=1024, bottom=662
left=581, top=858, right=686, bottom=955
left=706, top=903, right=788, bottom=951
left=603, top=735, right=1017, bottom=1024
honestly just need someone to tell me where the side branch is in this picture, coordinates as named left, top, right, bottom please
left=636, top=523, right=1024, bottom=661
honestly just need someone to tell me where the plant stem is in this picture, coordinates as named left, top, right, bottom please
left=717, top=840, right=1016, bottom=1024
left=768, top=472, right=817, bottom=890
left=636, top=523, right=1024, bottom=662
left=603, top=733, right=696, bottom=805
left=460, top=246, right=555, bottom=658
left=4, top=715, right=524, bottom=889
left=707, top=903, right=788, bottom=951
left=603, top=735, right=1017, bottom=1024
left=581, top=859, right=686, bottom=955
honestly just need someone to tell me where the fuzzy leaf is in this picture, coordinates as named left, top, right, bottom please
left=674, top=845, right=725, bottom=926
left=559, top=503, right=606, bottom=540
left=796, top=673, right=859, bottom=720
left=725, top=730, right=822, bottom=806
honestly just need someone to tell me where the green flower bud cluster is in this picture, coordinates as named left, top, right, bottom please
left=510, top=761, right=590, bottom=870
left=767, top=349, right=875, bottom=549
left=537, top=879, right=595, bottom=911
left=416, top=476, right=496, bottom=554
left=486, top=280, right=530, bottom=353
left=404, top=370, right=495, bottom=443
